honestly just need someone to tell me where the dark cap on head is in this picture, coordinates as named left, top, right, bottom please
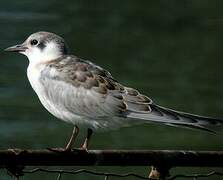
left=28, top=31, right=69, bottom=54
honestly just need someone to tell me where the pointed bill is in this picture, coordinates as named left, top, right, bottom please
left=4, top=44, right=27, bottom=52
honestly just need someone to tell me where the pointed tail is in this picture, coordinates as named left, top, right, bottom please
left=125, top=104, right=223, bottom=133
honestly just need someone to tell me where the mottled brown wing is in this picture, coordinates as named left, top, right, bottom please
left=40, top=55, right=223, bottom=132
left=40, top=55, right=153, bottom=118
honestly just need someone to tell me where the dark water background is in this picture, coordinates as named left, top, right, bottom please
left=0, top=1, right=223, bottom=179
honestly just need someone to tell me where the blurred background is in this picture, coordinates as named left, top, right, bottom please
left=0, top=0, right=223, bottom=179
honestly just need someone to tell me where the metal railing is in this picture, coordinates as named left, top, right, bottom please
left=0, top=149, right=222, bottom=180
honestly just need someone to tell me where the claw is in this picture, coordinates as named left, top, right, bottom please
left=47, top=126, right=93, bottom=153
left=48, top=125, right=79, bottom=153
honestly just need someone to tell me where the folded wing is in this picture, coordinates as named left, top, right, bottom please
left=40, top=55, right=223, bottom=132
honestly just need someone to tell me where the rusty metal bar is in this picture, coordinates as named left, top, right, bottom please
left=0, top=149, right=222, bottom=167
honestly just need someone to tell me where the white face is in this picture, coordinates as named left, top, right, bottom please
left=5, top=31, right=67, bottom=64
left=21, top=39, right=62, bottom=64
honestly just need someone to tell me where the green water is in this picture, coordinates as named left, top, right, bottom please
left=0, top=0, right=223, bottom=179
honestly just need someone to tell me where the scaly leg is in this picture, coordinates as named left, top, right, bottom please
left=65, top=125, right=79, bottom=151
left=80, top=128, right=93, bottom=151
left=48, top=125, right=79, bottom=152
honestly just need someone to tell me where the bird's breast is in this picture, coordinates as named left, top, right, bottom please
left=27, top=63, right=45, bottom=94
left=26, top=63, right=83, bottom=124
left=27, top=63, right=52, bottom=113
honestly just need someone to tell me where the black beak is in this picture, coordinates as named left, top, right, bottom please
left=4, top=44, right=28, bottom=52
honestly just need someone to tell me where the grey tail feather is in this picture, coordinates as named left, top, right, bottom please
left=150, top=104, right=223, bottom=133
left=125, top=103, right=223, bottom=133
left=165, top=122, right=217, bottom=134
left=153, top=104, right=223, bottom=126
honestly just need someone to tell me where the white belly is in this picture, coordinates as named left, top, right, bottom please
left=27, top=64, right=82, bottom=124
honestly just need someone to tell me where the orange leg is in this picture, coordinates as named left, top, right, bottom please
left=48, top=125, right=79, bottom=152
left=65, top=125, right=79, bottom=151
left=80, top=128, right=93, bottom=151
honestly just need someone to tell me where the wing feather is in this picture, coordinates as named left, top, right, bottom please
left=40, top=56, right=127, bottom=118
left=39, top=55, right=223, bottom=132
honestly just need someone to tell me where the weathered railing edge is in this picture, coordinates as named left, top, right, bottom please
left=0, top=149, right=222, bottom=167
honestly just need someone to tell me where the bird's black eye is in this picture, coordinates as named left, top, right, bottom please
left=30, top=39, right=38, bottom=46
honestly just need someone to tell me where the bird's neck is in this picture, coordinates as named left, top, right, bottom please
left=27, top=53, right=62, bottom=64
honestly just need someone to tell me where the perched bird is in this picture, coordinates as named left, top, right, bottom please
left=5, top=31, right=223, bottom=151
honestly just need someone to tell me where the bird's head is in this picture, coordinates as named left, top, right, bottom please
left=5, top=31, right=68, bottom=63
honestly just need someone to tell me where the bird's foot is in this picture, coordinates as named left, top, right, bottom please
left=77, top=128, right=93, bottom=153
left=77, top=146, right=89, bottom=153
left=48, top=125, right=80, bottom=153
left=47, top=127, right=92, bottom=153
left=47, top=147, right=88, bottom=153
left=47, top=147, right=71, bottom=153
